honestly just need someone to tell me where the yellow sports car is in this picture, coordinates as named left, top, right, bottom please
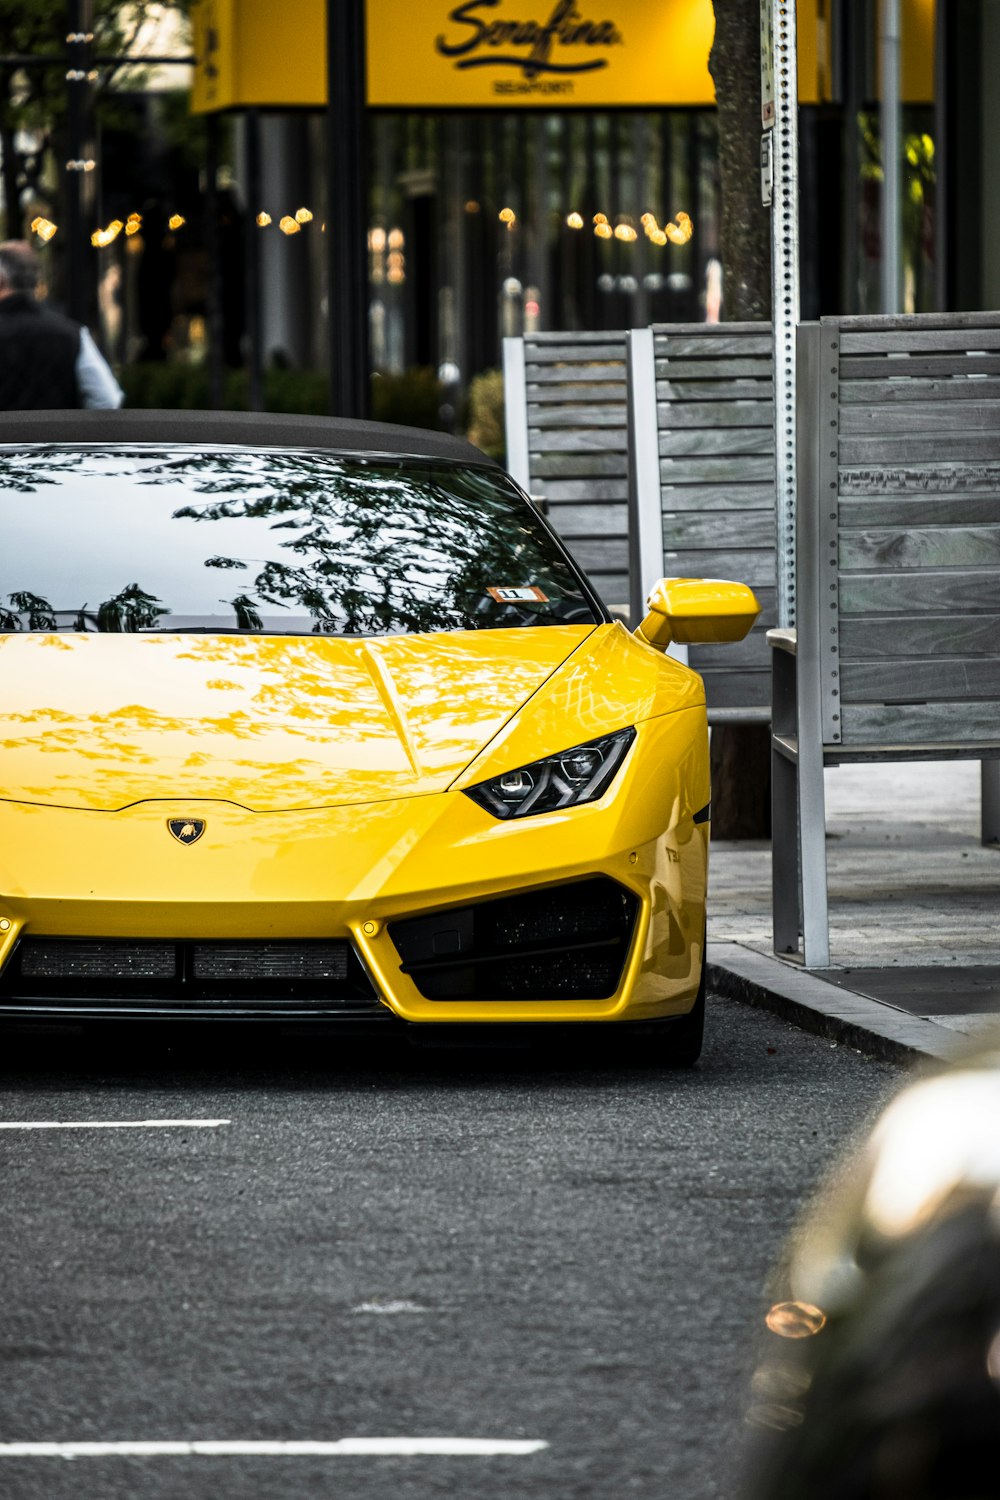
left=0, top=411, right=758, bottom=1062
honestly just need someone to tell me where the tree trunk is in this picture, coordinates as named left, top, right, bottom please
left=708, top=1, right=772, bottom=321
left=707, top=0, right=773, bottom=838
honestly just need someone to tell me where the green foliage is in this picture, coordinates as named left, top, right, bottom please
left=120, top=363, right=453, bottom=430
left=0, top=1, right=188, bottom=232
left=371, top=367, right=445, bottom=430
left=465, top=367, right=505, bottom=460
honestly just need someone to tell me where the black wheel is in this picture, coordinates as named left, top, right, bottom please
left=613, top=944, right=706, bottom=1068
left=657, top=950, right=706, bottom=1067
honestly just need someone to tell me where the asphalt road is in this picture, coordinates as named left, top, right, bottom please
left=0, top=996, right=903, bottom=1500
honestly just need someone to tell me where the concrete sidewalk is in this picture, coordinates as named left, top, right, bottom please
left=705, top=759, right=1000, bottom=1064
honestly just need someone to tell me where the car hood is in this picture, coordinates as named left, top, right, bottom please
left=0, top=626, right=596, bottom=812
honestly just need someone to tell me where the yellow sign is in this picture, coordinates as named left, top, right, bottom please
left=190, top=0, right=934, bottom=113
left=367, top=0, right=716, bottom=107
left=191, top=0, right=326, bottom=112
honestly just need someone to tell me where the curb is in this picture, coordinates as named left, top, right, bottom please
left=707, top=941, right=960, bottom=1067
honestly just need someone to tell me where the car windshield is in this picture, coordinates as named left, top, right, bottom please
left=0, top=444, right=601, bottom=636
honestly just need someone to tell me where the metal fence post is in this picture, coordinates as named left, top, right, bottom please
left=768, top=0, right=800, bottom=631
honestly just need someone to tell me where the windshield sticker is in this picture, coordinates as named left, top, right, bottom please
left=487, top=585, right=549, bottom=603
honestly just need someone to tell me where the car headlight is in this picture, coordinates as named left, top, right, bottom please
left=464, top=727, right=636, bottom=820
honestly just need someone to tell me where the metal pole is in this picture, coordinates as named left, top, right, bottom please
left=768, top=0, right=800, bottom=630
left=204, top=112, right=225, bottom=409
left=326, top=0, right=370, bottom=418
left=880, top=0, right=901, bottom=312
left=65, top=0, right=94, bottom=324
left=244, top=109, right=263, bottom=414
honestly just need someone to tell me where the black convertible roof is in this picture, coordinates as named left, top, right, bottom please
left=0, top=408, right=497, bottom=466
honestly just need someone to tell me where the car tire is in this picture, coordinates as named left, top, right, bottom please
left=614, top=942, right=706, bottom=1069
left=657, top=950, right=706, bottom=1068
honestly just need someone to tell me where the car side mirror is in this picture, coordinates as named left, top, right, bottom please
left=635, top=577, right=760, bottom=650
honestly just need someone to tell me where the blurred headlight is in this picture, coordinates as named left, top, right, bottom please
left=464, top=728, right=635, bottom=820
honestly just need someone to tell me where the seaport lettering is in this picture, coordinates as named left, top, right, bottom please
left=436, top=0, right=623, bottom=79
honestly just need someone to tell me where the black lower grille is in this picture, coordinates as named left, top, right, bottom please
left=1, top=939, right=377, bottom=1012
left=389, top=878, right=639, bottom=1001
left=20, top=941, right=176, bottom=980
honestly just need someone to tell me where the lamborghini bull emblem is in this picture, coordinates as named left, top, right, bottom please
left=167, top=818, right=206, bottom=846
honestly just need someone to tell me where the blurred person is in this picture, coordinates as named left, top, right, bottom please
left=0, top=240, right=123, bottom=409
left=743, top=1051, right=1000, bottom=1500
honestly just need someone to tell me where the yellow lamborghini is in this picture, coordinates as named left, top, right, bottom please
left=0, top=411, right=758, bottom=1063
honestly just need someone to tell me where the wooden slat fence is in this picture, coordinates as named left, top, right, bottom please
left=772, top=311, right=1000, bottom=967
left=628, top=322, right=776, bottom=721
left=503, top=331, right=629, bottom=609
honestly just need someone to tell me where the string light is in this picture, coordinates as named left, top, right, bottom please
left=593, top=212, right=608, bottom=225
left=168, top=214, right=186, bottom=230
left=256, top=211, right=271, bottom=227
left=278, top=215, right=300, bottom=235
left=498, top=207, right=516, bottom=224
left=665, top=210, right=693, bottom=244
left=91, top=219, right=123, bottom=247
left=594, top=222, right=613, bottom=240
left=30, top=216, right=57, bottom=242
left=566, top=212, right=583, bottom=229
left=294, top=207, right=313, bottom=224
left=614, top=224, right=638, bottom=242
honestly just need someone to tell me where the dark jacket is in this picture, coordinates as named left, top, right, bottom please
left=0, top=293, right=81, bottom=409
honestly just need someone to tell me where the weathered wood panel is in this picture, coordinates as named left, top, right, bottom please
left=662, top=509, right=775, bottom=549
left=662, top=547, right=775, bottom=588
left=839, top=658, right=1000, bottom=703
left=660, top=456, right=775, bottom=483
left=694, top=667, right=771, bottom=709
left=549, top=503, right=628, bottom=537
left=526, top=383, right=626, bottom=403
left=839, top=568, right=1000, bottom=616
left=658, top=378, right=775, bottom=402
left=841, top=328, right=1000, bottom=353
left=839, top=614, right=1000, bottom=660
left=838, top=526, right=1000, bottom=571
left=840, top=496, right=1000, bottom=527
left=655, top=357, right=772, bottom=380
left=839, top=376, right=1000, bottom=404
left=531, top=427, right=630, bottom=453
left=839, top=433, right=1000, bottom=464
left=659, top=427, right=775, bottom=458
left=694, top=627, right=779, bottom=671
left=564, top=539, right=629, bottom=574
left=840, top=355, right=1000, bottom=382
left=840, top=701, right=1000, bottom=745
left=659, top=481, right=776, bottom=510
left=655, top=400, right=774, bottom=428
left=655, top=333, right=773, bottom=358
left=526, top=364, right=627, bottom=385
left=528, top=407, right=628, bottom=429
left=839, top=463, right=1000, bottom=495
left=537, top=478, right=629, bottom=502
left=524, top=343, right=627, bottom=363
left=839, top=400, right=1000, bottom=434
left=535, top=453, right=628, bottom=477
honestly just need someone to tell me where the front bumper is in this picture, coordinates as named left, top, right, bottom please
left=0, top=711, right=709, bottom=1024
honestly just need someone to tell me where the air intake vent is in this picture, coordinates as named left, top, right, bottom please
left=191, top=943, right=348, bottom=981
left=1, top=938, right=377, bottom=1014
left=20, top=942, right=175, bottom=980
left=389, top=878, right=638, bottom=1001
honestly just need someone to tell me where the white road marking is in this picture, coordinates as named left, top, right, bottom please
left=351, top=1300, right=428, bottom=1315
left=0, top=1119, right=230, bottom=1131
left=0, top=1439, right=548, bottom=1458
